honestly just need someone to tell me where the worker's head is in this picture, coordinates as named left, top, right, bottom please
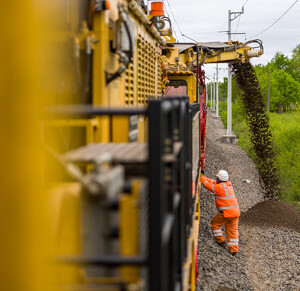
left=216, top=170, right=229, bottom=182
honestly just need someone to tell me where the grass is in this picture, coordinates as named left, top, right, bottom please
left=268, top=112, right=300, bottom=208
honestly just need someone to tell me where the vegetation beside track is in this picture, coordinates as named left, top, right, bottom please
left=218, top=99, right=300, bottom=210
left=223, top=101, right=300, bottom=209
left=215, top=44, right=300, bottom=208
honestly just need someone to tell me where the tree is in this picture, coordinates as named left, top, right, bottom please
left=218, top=78, right=227, bottom=102
left=253, top=47, right=300, bottom=112
left=270, top=52, right=291, bottom=71
left=254, top=64, right=281, bottom=111
left=218, top=75, right=238, bottom=102
left=272, top=70, right=300, bottom=112
left=290, top=44, right=300, bottom=83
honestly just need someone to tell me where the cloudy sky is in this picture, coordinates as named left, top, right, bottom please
left=160, top=0, right=300, bottom=80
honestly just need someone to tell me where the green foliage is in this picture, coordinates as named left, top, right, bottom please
left=272, top=70, right=300, bottom=112
left=226, top=104, right=300, bottom=208
left=254, top=46, right=300, bottom=113
left=219, top=97, right=256, bottom=158
left=290, top=44, right=300, bottom=83
left=270, top=52, right=291, bottom=70
left=231, top=97, right=256, bottom=158
left=218, top=76, right=238, bottom=103
left=218, top=101, right=226, bottom=124
left=217, top=44, right=300, bottom=207
left=219, top=79, right=227, bottom=102
left=269, top=112, right=300, bottom=208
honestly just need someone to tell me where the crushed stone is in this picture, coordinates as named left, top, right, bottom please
left=197, top=109, right=300, bottom=291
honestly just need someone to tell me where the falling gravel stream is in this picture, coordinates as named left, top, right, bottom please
left=196, top=109, right=300, bottom=291
left=231, top=62, right=280, bottom=199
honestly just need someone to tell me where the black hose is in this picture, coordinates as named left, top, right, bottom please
left=106, top=15, right=133, bottom=84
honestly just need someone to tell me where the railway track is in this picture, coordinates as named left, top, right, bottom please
left=197, top=110, right=300, bottom=291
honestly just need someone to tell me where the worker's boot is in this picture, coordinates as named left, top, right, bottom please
left=230, top=252, right=238, bottom=257
left=217, top=241, right=226, bottom=248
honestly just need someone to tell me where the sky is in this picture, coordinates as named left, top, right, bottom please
left=159, top=0, right=300, bottom=81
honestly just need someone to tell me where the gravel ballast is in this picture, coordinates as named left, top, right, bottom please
left=196, top=109, right=300, bottom=291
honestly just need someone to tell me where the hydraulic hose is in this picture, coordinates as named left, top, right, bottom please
left=242, top=39, right=264, bottom=55
left=106, top=7, right=133, bottom=84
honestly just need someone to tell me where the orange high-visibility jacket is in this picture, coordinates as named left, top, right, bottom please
left=201, top=176, right=240, bottom=218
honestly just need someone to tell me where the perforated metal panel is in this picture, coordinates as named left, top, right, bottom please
left=125, top=63, right=135, bottom=105
left=124, top=34, right=162, bottom=106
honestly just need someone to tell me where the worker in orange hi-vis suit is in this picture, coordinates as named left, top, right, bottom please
left=200, top=170, right=240, bottom=256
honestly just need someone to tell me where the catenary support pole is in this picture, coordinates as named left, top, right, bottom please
left=227, top=10, right=232, bottom=135
left=222, top=8, right=243, bottom=143
left=216, top=63, right=219, bottom=117
left=214, top=73, right=216, bottom=110
left=227, top=66, right=232, bottom=135
left=210, top=82, right=213, bottom=108
left=212, top=74, right=215, bottom=110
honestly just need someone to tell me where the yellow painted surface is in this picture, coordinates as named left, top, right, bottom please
left=120, top=181, right=141, bottom=283
left=0, top=1, right=60, bottom=291
left=167, top=75, right=197, bottom=103
left=113, top=116, right=130, bottom=142
left=45, top=119, right=99, bottom=144
left=138, top=116, right=148, bottom=142
left=47, top=183, right=82, bottom=285
left=204, top=50, right=247, bottom=63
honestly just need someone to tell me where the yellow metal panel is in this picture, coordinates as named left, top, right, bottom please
left=93, top=10, right=107, bottom=105
left=44, top=119, right=99, bottom=145
left=93, top=10, right=110, bottom=142
left=189, top=76, right=196, bottom=103
left=94, top=116, right=109, bottom=142
left=138, top=115, right=148, bottom=142
left=204, top=49, right=249, bottom=64
left=120, top=181, right=141, bottom=283
left=112, top=116, right=130, bottom=142
left=0, top=1, right=59, bottom=291
left=167, top=75, right=197, bottom=103
left=47, top=183, right=82, bottom=284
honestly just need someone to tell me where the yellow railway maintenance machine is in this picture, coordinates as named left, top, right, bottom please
left=44, top=1, right=263, bottom=290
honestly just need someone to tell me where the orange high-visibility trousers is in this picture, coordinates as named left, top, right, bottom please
left=211, top=212, right=239, bottom=253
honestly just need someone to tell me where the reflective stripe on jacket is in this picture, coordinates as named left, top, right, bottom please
left=200, top=176, right=240, bottom=218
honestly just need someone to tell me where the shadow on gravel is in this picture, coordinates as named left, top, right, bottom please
left=216, top=288, right=238, bottom=291
left=240, top=200, right=300, bottom=232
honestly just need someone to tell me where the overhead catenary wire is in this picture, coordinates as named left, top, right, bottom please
left=243, top=0, right=249, bottom=6
left=183, top=31, right=220, bottom=35
left=232, top=14, right=242, bottom=36
left=163, top=1, right=179, bottom=41
left=165, top=0, right=184, bottom=41
left=249, top=0, right=299, bottom=38
left=233, top=1, right=249, bottom=37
